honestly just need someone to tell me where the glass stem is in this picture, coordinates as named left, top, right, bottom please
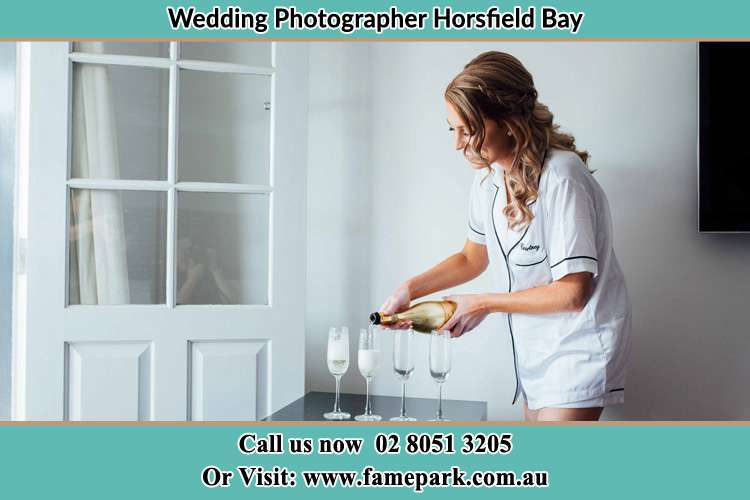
left=400, top=380, right=407, bottom=418
left=364, top=377, right=372, bottom=416
left=333, top=375, right=341, bottom=413
left=437, top=383, right=443, bottom=420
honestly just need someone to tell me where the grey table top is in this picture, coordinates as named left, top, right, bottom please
left=264, top=391, right=487, bottom=421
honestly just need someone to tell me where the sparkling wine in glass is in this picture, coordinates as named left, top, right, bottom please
left=390, top=328, right=416, bottom=421
left=429, top=330, right=452, bottom=421
left=324, top=326, right=351, bottom=420
left=355, top=327, right=382, bottom=421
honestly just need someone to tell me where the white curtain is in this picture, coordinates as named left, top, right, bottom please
left=70, top=42, right=130, bottom=304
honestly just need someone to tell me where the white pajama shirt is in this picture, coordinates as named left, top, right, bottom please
left=467, top=148, right=631, bottom=410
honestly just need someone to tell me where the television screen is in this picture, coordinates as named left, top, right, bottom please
left=699, top=42, right=750, bottom=232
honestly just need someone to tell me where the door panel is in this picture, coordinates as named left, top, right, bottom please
left=65, top=341, right=152, bottom=421
left=189, top=340, right=268, bottom=421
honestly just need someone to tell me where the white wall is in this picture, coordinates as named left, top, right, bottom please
left=307, top=41, right=750, bottom=420
left=306, top=43, right=373, bottom=394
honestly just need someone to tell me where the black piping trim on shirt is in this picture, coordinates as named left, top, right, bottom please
left=492, top=147, right=547, bottom=204
left=468, top=223, right=485, bottom=236
left=550, top=255, right=598, bottom=269
left=492, top=186, right=534, bottom=256
left=490, top=149, right=548, bottom=406
left=507, top=223, right=532, bottom=256
left=514, top=255, right=549, bottom=267
left=609, top=388, right=625, bottom=393
left=492, top=185, right=520, bottom=405
left=492, top=181, right=538, bottom=208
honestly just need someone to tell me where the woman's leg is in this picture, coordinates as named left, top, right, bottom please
left=536, top=406, right=603, bottom=421
left=523, top=401, right=539, bottom=422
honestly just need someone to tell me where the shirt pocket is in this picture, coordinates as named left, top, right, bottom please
left=508, top=226, right=552, bottom=289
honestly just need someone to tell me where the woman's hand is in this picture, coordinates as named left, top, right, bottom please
left=379, top=283, right=413, bottom=330
left=441, top=293, right=491, bottom=338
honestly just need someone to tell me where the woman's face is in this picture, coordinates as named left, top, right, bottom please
left=445, top=100, right=513, bottom=169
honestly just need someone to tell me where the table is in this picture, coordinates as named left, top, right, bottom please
left=264, top=391, right=487, bottom=421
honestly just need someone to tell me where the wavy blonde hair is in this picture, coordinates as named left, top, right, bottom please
left=445, top=51, right=589, bottom=231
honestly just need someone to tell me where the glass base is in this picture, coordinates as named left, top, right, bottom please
left=354, top=414, right=382, bottom=422
left=428, top=417, right=451, bottom=422
left=389, top=415, right=417, bottom=422
left=323, top=411, right=351, bottom=420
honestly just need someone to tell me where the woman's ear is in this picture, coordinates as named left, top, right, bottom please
left=504, top=121, right=514, bottom=137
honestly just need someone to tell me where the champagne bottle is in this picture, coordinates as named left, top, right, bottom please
left=370, top=300, right=457, bottom=333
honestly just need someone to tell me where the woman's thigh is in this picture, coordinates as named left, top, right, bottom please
left=523, top=401, right=539, bottom=422
left=536, top=406, right=603, bottom=421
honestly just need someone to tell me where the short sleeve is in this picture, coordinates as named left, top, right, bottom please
left=544, top=178, right=599, bottom=280
left=467, top=174, right=487, bottom=245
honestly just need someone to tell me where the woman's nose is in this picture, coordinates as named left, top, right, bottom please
left=454, top=133, right=467, bottom=151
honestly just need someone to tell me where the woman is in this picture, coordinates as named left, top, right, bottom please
left=380, top=51, right=631, bottom=422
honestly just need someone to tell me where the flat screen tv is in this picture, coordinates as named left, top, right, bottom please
left=699, top=42, right=750, bottom=232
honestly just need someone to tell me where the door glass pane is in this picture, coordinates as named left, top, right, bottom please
left=71, top=63, right=169, bottom=180
left=178, top=70, right=271, bottom=185
left=177, top=192, right=269, bottom=305
left=180, top=42, right=271, bottom=67
left=68, top=189, right=167, bottom=305
left=72, top=42, right=169, bottom=58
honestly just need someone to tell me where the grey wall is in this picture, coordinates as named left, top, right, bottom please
left=0, top=42, right=16, bottom=420
left=305, top=43, right=374, bottom=395
left=306, top=42, right=750, bottom=420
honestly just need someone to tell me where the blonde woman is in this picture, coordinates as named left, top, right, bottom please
left=380, top=51, right=631, bottom=422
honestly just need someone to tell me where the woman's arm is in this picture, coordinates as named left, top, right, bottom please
left=380, top=240, right=488, bottom=323
left=405, top=240, right=488, bottom=300
left=485, top=272, right=593, bottom=314
left=442, top=272, right=593, bottom=337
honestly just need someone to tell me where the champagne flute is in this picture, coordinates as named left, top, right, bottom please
left=428, top=330, right=452, bottom=421
left=355, top=327, right=382, bottom=421
left=324, top=326, right=351, bottom=420
left=390, top=328, right=416, bottom=421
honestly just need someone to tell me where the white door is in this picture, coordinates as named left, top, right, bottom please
left=14, top=42, right=308, bottom=421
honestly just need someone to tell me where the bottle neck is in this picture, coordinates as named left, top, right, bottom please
left=379, top=313, right=396, bottom=324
